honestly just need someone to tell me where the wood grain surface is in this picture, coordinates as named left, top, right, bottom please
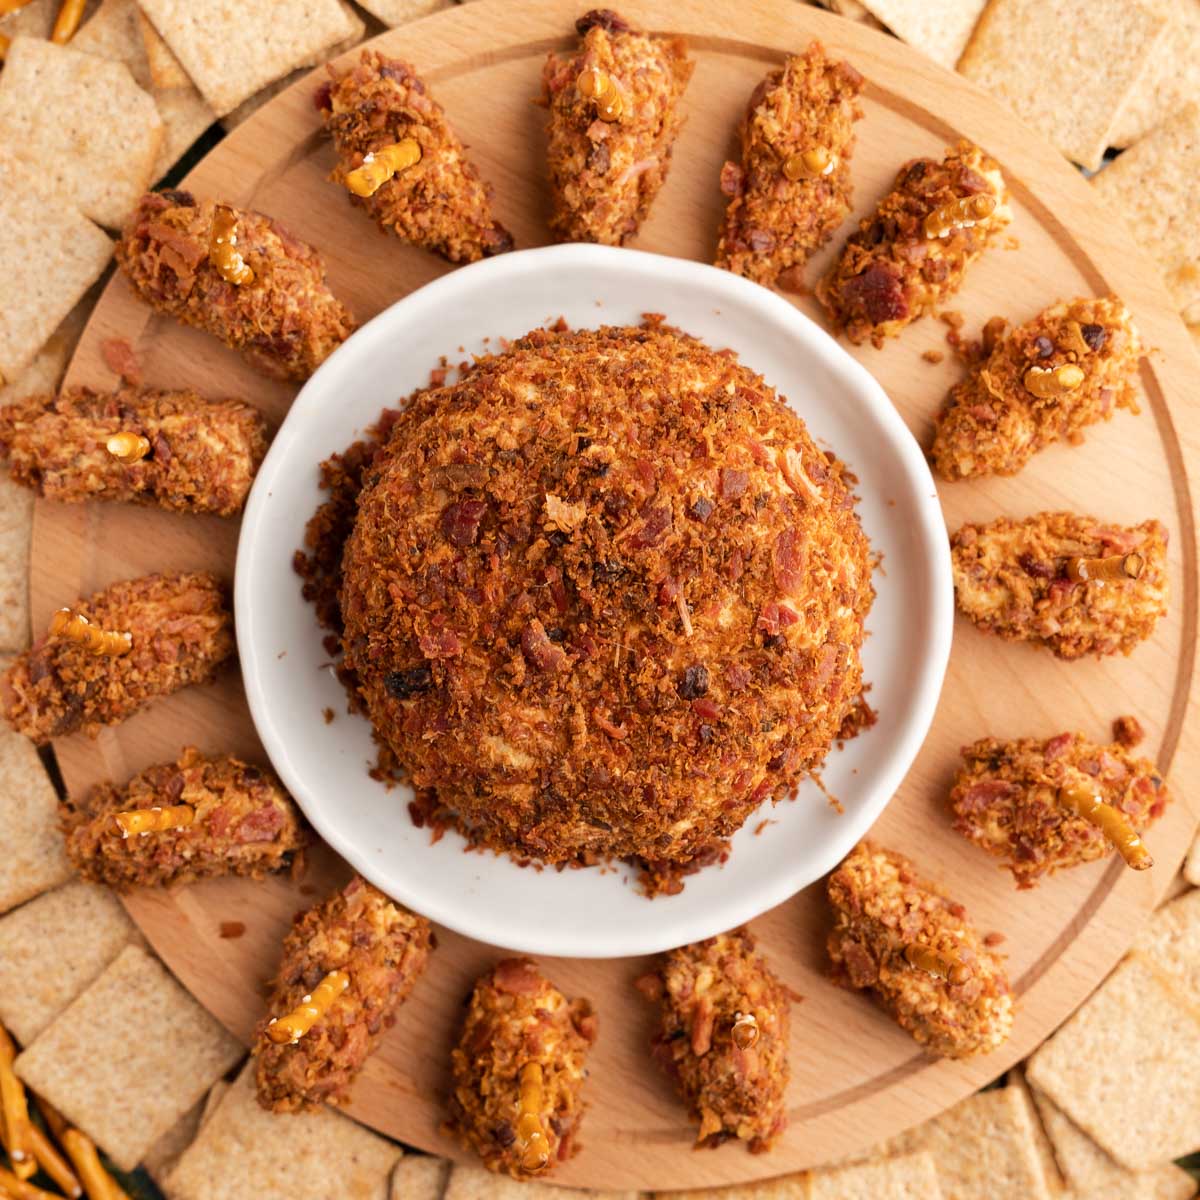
left=32, top=0, right=1200, bottom=1188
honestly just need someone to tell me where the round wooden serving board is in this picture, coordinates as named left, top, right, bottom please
left=34, top=0, right=1200, bottom=1189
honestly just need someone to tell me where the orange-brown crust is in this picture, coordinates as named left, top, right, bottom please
left=61, top=746, right=305, bottom=889
left=816, top=140, right=1010, bottom=346
left=950, top=512, right=1168, bottom=659
left=2, top=571, right=233, bottom=743
left=445, top=957, right=596, bottom=1179
left=325, top=322, right=872, bottom=892
left=0, top=387, right=267, bottom=517
left=540, top=10, right=693, bottom=245
left=115, top=190, right=355, bottom=382
left=931, top=296, right=1142, bottom=479
left=254, top=876, right=433, bottom=1113
left=318, top=51, right=514, bottom=263
left=950, top=731, right=1169, bottom=887
left=826, top=842, right=1014, bottom=1058
left=716, top=44, right=864, bottom=287
left=637, top=928, right=793, bottom=1152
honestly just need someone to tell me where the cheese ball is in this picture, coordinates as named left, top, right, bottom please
left=338, top=322, right=873, bottom=888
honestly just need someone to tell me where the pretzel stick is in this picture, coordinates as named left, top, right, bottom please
left=266, top=969, right=349, bottom=1044
left=61, top=1130, right=128, bottom=1200
left=113, top=804, right=195, bottom=838
left=31, top=1098, right=66, bottom=1142
left=48, top=609, right=132, bottom=657
left=1065, top=553, right=1144, bottom=583
left=0, top=1167, right=59, bottom=1200
left=0, top=1026, right=33, bottom=1181
left=1058, top=781, right=1153, bottom=870
left=514, top=1062, right=549, bottom=1173
left=731, top=1011, right=760, bottom=1049
left=50, top=0, right=85, bottom=43
left=903, top=942, right=970, bottom=985
left=105, top=433, right=151, bottom=464
left=28, top=1123, right=82, bottom=1198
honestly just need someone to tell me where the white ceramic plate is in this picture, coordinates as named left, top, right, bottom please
left=236, top=244, right=952, bottom=958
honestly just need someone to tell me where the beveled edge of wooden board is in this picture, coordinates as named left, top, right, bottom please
left=37, top=0, right=1200, bottom=1187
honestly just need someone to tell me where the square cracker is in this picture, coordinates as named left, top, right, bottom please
left=0, top=662, right=73, bottom=910
left=136, top=8, right=191, bottom=89
left=958, top=0, right=1169, bottom=169
left=1092, top=104, right=1200, bottom=325
left=444, top=1166, right=637, bottom=1200
left=1004, top=1069, right=1065, bottom=1193
left=0, top=36, right=163, bottom=228
left=857, top=0, right=987, bottom=69
left=167, top=1062, right=400, bottom=1200
left=809, top=1150, right=942, bottom=1199
left=353, top=0, right=451, bottom=26
left=0, top=881, right=141, bottom=1045
left=0, top=478, right=33, bottom=656
left=142, top=1094, right=207, bottom=1186
left=1027, top=955, right=1200, bottom=1168
left=885, top=1086, right=1052, bottom=1200
left=14, top=944, right=242, bottom=1171
left=137, top=0, right=359, bottom=117
left=1029, top=1080, right=1195, bottom=1199
left=390, top=1155, right=449, bottom=1200
left=1111, top=1, right=1200, bottom=147
left=72, top=0, right=215, bottom=179
left=1133, top=888, right=1200, bottom=1000
left=1186, top=831, right=1200, bottom=885
left=0, top=149, right=112, bottom=385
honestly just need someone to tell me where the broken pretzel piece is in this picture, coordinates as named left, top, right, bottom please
left=515, top=1062, right=550, bottom=1173
left=208, top=205, right=255, bottom=286
left=50, top=0, right=85, bottom=44
left=266, top=969, right=349, bottom=1045
left=105, top=432, right=151, bottom=463
left=113, top=803, right=196, bottom=838
left=1023, top=362, right=1084, bottom=398
left=0, top=1023, right=34, bottom=1181
left=903, top=941, right=970, bottom=985
left=1065, top=552, right=1143, bottom=583
left=1058, top=780, right=1153, bottom=870
left=48, top=608, right=132, bottom=657
left=923, top=192, right=996, bottom=239
left=344, top=138, right=422, bottom=198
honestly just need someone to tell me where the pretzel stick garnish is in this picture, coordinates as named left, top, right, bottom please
left=105, top=433, right=151, bottom=464
left=731, top=1010, right=760, bottom=1049
left=48, top=608, right=132, bottom=657
left=61, top=1130, right=128, bottom=1200
left=514, top=1062, right=549, bottom=1173
left=576, top=66, right=623, bottom=122
left=1058, top=781, right=1153, bottom=870
left=28, top=1123, right=82, bottom=1198
left=1023, top=363, right=1084, bottom=398
left=266, top=969, right=349, bottom=1044
left=0, top=1167, right=60, bottom=1200
left=208, top=205, right=255, bottom=286
left=0, top=1026, right=33, bottom=1181
left=344, top=138, right=422, bottom=198
left=32, top=1097, right=66, bottom=1142
left=924, top=193, right=996, bottom=239
left=1065, top=553, right=1144, bottom=583
left=783, top=147, right=835, bottom=180
left=903, top=942, right=970, bottom=985
left=50, top=0, right=85, bottom=43
left=113, top=803, right=195, bottom=838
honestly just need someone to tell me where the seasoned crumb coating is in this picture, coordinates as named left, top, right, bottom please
left=716, top=43, right=864, bottom=287
left=3, top=571, right=233, bottom=744
left=540, top=9, right=693, bottom=245
left=827, top=842, right=1014, bottom=1059
left=951, top=731, right=1169, bottom=887
left=318, top=51, right=514, bottom=263
left=115, top=190, right=355, bottom=382
left=637, top=928, right=793, bottom=1152
left=445, top=957, right=596, bottom=1179
left=0, top=386, right=267, bottom=517
left=816, top=139, right=1010, bottom=346
left=932, top=296, right=1142, bottom=480
left=61, top=746, right=304, bottom=889
left=332, top=322, right=873, bottom=891
left=255, top=875, right=433, bottom=1112
left=951, top=512, right=1168, bottom=659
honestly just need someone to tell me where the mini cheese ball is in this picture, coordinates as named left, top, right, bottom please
left=336, top=322, right=874, bottom=891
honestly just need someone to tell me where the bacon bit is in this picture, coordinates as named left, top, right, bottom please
left=1043, top=732, right=1073, bottom=762
left=843, top=263, right=908, bottom=325
left=521, top=619, right=568, bottom=674
left=1112, top=715, right=1145, bottom=749
left=634, top=972, right=663, bottom=1002
left=719, top=160, right=744, bottom=198
left=418, top=629, right=462, bottom=658
left=100, top=337, right=142, bottom=384
left=691, top=697, right=722, bottom=721
left=957, top=778, right=1018, bottom=812
left=922, top=349, right=944, bottom=364
left=545, top=492, right=587, bottom=532
left=593, top=706, right=628, bottom=740
left=757, top=602, right=800, bottom=636
left=235, top=805, right=285, bottom=843
left=441, top=498, right=487, bottom=547
left=719, top=468, right=749, bottom=500
left=772, top=528, right=807, bottom=596
left=219, top=921, right=246, bottom=939
left=630, top=505, right=671, bottom=548
left=983, top=931, right=1006, bottom=947
left=492, top=958, right=543, bottom=995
